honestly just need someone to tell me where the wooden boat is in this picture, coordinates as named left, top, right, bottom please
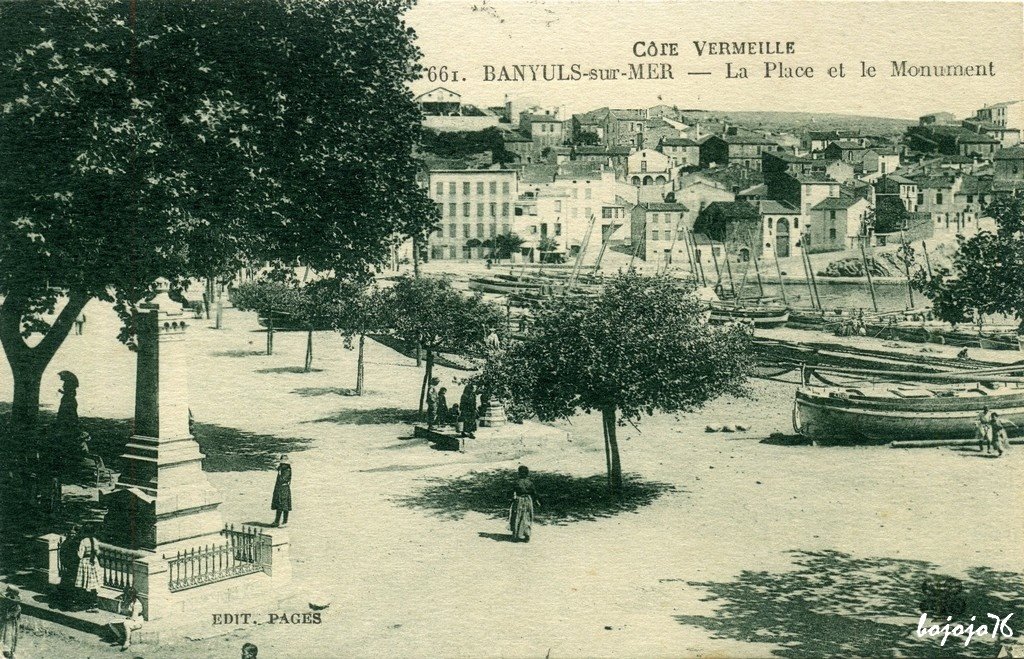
left=793, top=380, right=1024, bottom=444
left=978, top=332, right=1021, bottom=351
left=709, top=303, right=789, bottom=329
left=468, top=276, right=545, bottom=295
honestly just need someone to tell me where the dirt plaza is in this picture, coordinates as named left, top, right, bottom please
left=2, top=301, right=1022, bottom=658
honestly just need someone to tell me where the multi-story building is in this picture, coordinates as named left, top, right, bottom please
left=627, top=149, right=673, bottom=187
left=860, top=148, right=901, bottom=180
left=753, top=200, right=803, bottom=259
left=691, top=201, right=763, bottom=263
left=822, top=140, right=867, bottom=164
left=519, top=112, right=565, bottom=148
left=994, top=146, right=1024, bottom=182
left=807, top=196, right=872, bottom=252
left=874, top=174, right=920, bottom=213
left=699, top=133, right=775, bottom=170
left=976, top=100, right=1024, bottom=132
left=515, top=168, right=636, bottom=260
left=425, top=168, right=519, bottom=260
left=913, top=174, right=983, bottom=238
left=658, top=137, right=701, bottom=168
left=630, top=202, right=690, bottom=264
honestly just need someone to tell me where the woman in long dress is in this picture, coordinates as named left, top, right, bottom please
left=272, top=455, right=292, bottom=527
left=459, top=384, right=477, bottom=439
left=74, top=527, right=101, bottom=612
left=509, top=465, right=541, bottom=543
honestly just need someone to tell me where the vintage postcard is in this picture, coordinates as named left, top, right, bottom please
left=1, top=0, right=1023, bottom=657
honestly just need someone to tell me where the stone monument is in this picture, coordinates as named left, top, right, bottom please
left=102, top=279, right=224, bottom=551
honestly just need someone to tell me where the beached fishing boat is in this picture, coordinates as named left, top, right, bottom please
left=793, top=380, right=1024, bottom=444
left=709, top=302, right=789, bottom=328
left=467, top=276, right=545, bottom=295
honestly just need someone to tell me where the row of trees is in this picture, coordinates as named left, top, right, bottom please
left=232, top=275, right=502, bottom=403
left=233, top=273, right=755, bottom=492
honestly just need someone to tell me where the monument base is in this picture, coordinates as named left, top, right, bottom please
left=479, top=400, right=508, bottom=427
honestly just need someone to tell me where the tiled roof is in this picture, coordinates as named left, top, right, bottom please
left=519, top=165, right=557, bottom=184
left=832, top=140, right=866, bottom=150
left=957, top=176, right=993, bottom=194
left=660, top=137, right=700, bottom=147
left=812, top=197, right=863, bottom=211
left=755, top=200, right=800, bottom=214
left=994, top=146, right=1024, bottom=160
left=638, top=202, right=689, bottom=212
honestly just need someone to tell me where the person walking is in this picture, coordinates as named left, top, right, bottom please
left=1, top=586, right=21, bottom=659
left=271, top=455, right=292, bottom=528
left=107, top=586, right=144, bottom=652
left=977, top=407, right=993, bottom=453
left=74, top=526, right=101, bottom=612
left=426, top=377, right=440, bottom=429
left=74, top=313, right=86, bottom=335
left=459, top=384, right=477, bottom=440
left=990, top=412, right=1008, bottom=457
left=509, top=466, right=541, bottom=543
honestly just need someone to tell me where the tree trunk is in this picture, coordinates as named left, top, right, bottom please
left=412, top=236, right=420, bottom=278
left=0, top=292, right=89, bottom=431
left=266, top=310, right=274, bottom=355
left=204, top=277, right=213, bottom=319
left=601, top=406, right=623, bottom=493
left=418, top=349, right=433, bottom=414
left=214, top=281, right=224, bottom=329
left=304, top=329, right=313, bottom=372
left=355, top=334, right=366, bottom=396
left=10, top=363, right=45, bottom=430
left=415, top=343, right=422, bottom=367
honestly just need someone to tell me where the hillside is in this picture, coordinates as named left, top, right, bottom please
left=679, top=110, right=913, bottom=137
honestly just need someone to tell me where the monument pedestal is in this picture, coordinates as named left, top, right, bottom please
left=478, top=400, right=508, bottom=428
left=101, top=280, right=224, bottom=552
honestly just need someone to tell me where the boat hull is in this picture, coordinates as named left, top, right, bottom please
left=794, top=385, right=1024, bottom=444
left=709, top=305, right=790, bottom=329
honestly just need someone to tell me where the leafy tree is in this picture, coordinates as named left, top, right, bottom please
left=574, top=130, right=601, bottom=146
left=0, top=0, right=437, bottom=428
left=537, top=236, right=560, bottom=263
left=380, top=275, right=503, bottom=413
left=419, top=127, right=517, bottom=164
left=912, top=196, right=1024, bottom=330
left=479, top=273, right=752, bottom=492
left=308, top=279, right=383, bottom=395
left=873, top=197, right=910, bottom=234
left=493, top=233, right=526, bottom=262
left=232, top=279, right=335, bottom=370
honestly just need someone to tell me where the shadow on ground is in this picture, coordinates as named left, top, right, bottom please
left=397, top=469, right=676, bottom=525
left=211, top=349, right=267, bottom=358
left=672, top=549, right=1024, bottom=658
left=309, top=407, right=421, bottom=425
left=257, top=366, right=324, bottom=374
left=292, top=387, right=360, bottom=398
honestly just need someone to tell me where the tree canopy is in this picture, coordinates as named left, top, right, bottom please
left=0, top=0, right=437, bottom=426
left=479, top=273, right=753, bottom=490
left=912, top=196, right=1024, bottom=329
left=380, top=275, right=503, bottom=412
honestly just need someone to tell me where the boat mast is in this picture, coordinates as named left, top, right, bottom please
left=858, top=234, right=880, bottom=313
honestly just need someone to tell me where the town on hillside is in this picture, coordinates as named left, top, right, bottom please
left=414, top=88, right=1023, bottom=277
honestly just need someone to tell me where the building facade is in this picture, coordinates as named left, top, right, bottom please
left=426, top=169, right=519, bottom=260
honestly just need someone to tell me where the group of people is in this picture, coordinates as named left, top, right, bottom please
left=977, top=407, right=1011, bottom=457
left=55, top=524, right=102, bottom=613
left=426, top=379, right=488, bottom=441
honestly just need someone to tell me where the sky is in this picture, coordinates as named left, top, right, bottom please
left=406, top=0, right=1024, bottom=120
